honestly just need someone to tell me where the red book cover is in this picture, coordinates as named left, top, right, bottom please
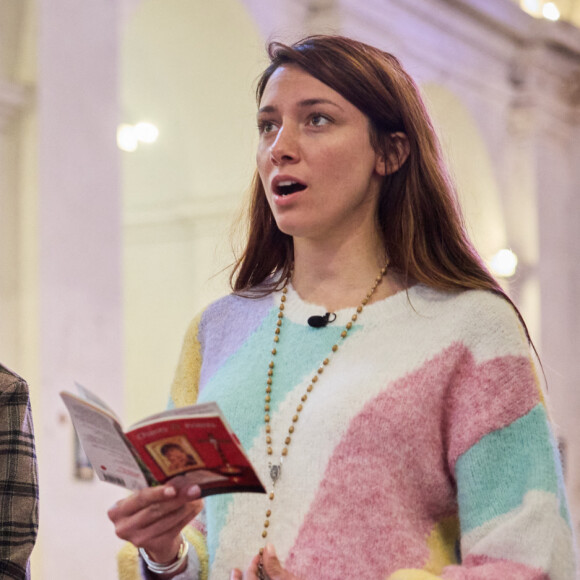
left=125, top=415, right=265, bottom=496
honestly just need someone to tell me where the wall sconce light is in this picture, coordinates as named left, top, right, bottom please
left=117, top=121, right=159, bottom=152
left=489, top=249, right=519, bottom=278
left=519, top=0, right=560, bottom=21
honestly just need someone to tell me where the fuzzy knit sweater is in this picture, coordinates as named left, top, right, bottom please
left=118, top=284, right=577, bottom=580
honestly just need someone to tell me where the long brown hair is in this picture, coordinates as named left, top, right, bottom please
left=230, top=35, right=531, bottom=340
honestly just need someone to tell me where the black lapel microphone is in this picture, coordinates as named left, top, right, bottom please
left=307, top=312, right=337, bottom=328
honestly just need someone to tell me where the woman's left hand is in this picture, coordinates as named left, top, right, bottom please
left=230, top=544, right=302, bottom=580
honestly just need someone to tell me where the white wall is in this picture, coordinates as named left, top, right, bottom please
left=121, top=0, right=265, bottom=425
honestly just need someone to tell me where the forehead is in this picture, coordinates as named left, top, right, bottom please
left=259, top=65, right=348, bottom=108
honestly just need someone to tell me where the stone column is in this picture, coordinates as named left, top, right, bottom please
left=37, top=1, right=125, bottom=577
left=0, top=78, right=28, bottom=366
left=509, top=30, right=580, bottom=544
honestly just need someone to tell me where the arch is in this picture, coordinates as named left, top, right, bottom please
left=421, top=83, right=508, bottom=261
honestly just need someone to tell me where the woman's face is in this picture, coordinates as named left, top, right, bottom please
left=165, top=447, right=189, bottom=469
left=256, top=65, right=386, bottom=243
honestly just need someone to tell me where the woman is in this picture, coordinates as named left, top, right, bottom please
left=110, top=35, right=576, bottom=580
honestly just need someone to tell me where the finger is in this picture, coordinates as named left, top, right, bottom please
left=118, top=504, right=199, bottom=561
left=243, top=553, right=262, bottom=580
left=230, top=569, right=243, bottom=580
left=108, top=484, right=180, bottom=521
left=167, top=476, right=203, bottom=500
left=114, top=498, right=202, bottom=544
left=262, top=544, right=289, bottom=580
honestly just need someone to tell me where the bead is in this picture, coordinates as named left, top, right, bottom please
left=282, top=447, right=288, bottom=456
left=278, top=312, right=284, bottom=319
left=332, top=344, right=338, bottom=352
left=277, top=319, right=282, bottom=327
left=301, top=395, right=307, bottom=402
left=362, top=298, right=368, bottom=305
left=264, top=520, right=270, bottom=527
left=281, top=294, right=286, bottom=301
left=266, top=436, right=271, bottom=444
left=274, top=336, right=279, bottom=342
left=285, top=436, right=291, bottom=445
left=307, top=385, right=313, bottom=392
left=292, top=415, right=299, bottom=422
left=288, top=426, right=294, bottom=433
left=346, top=322, right=352, bottom=330
left=269, top=361, right=274, bottom=368
left=341, top=330, right=347, bottom=338
left=282, top=287, right=288, bottom=293
left=317, top=367, right=324, bottom=374
left=357, top=306, right=363, bottom=313
left=264, top=415, right=270, bottom=422
left=268, top=369, right=273, bottom=376
left=265, top=395, right=271, bottom=402
left=296, top=404, right=303, bottom=412
left=266, top=509, right=271, bottom=517
left=266, top=425, right=271, bottom=433
left=262, top=531, right=268, bottom=538
left=275, top=328, right=280, bottom=335
left=259, top=548, right=264, bottom=555
left=267, top=379, right=272, bottom=385
left=269, top=492, right=275, bottom=500
left=323, top=358, right=329, bottom=365
left=312, top=376, right=318, bottom=383
left=351, top=314, right=358, bottom=321
left=271, top=348, right=277, bottom=355
left=267, top=446, right=272, bottom=454
left=279, top=303, right=285, bottom=311
left=265, top=404, right=270, bottom=411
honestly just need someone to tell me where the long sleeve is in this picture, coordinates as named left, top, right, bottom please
left=387, top=298, right=576, bottom=580
left=0, top=365, right=39, bottom=580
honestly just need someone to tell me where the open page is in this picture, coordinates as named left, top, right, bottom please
left=61, top=392, right=150, bottom=490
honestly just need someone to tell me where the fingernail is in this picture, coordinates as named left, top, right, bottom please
left=187, top=484, right=201, bottom=497
left=163, top=486, right=177, bottom=497
left=265, top=543, right=276, bottom=557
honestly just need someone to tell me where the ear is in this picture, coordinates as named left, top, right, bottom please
left=375, top=132, right=410, bottom=176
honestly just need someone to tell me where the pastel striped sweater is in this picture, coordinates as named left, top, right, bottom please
left=119, top=284, right=576, bottom=580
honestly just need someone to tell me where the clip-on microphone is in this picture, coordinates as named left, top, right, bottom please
left=307, top=312, right=337, bottom=328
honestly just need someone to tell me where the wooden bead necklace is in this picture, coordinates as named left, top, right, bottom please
left=257, top=264, right=389, bottom=576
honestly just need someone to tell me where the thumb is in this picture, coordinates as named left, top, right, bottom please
left=262, top=544, right=288, bottom=579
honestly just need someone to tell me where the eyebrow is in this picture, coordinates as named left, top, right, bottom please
left=257, top=98, right=344, bottom=115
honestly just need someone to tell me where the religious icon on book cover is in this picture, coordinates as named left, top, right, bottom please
left=147, top=436, right=204, bottom=477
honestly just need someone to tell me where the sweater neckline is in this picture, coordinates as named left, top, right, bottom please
left=279, top=282, right=421, bottom=327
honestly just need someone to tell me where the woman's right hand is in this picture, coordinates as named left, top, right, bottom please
left=108, top=476, right=203, bottom=564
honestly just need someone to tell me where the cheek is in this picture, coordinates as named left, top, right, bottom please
left=256, top=144, right=270, bottom=177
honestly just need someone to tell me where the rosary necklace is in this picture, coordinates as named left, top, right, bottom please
left=257, top=264, right=388, bottom=578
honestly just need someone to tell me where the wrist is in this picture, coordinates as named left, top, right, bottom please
left=142, top=534, right=183, bottom=565
left=139, top=533, right=188, bottom=576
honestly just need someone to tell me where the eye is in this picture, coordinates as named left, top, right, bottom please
left=257, top=120, right=277, bottom=135
left=309, top=114, right=331, bottom=127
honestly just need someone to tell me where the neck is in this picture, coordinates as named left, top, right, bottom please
left=291, top=233, right=404, bottom=311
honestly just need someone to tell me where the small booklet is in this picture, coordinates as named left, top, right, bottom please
left=60, top=384, right=266, bottom=497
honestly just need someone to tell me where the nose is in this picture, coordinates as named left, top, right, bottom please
left=270, top=124, right=299, bottom=166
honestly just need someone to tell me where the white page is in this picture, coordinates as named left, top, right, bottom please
left=61, top=393, right=149, bottom=490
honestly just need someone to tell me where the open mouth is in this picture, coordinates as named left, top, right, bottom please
left=275, top=181, right=307, bottom=196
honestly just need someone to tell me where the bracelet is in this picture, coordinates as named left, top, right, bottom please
left=139, top=533, right=189, bottom=576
